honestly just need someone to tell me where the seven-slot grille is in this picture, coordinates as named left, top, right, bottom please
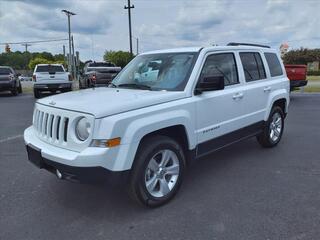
left=33, top=108, right=69, bottom=143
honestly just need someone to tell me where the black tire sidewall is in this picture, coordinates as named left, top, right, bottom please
left=132, top=136, right=186, bottom=207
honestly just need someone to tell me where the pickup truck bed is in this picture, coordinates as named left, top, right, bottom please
left=285, top=64, right=307, bottom=90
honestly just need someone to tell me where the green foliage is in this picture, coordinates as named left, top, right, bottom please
left=307, top=70, right=320, bottom=76
left=283, top=48, right=320, bottom=65
left=103, top=50, right=134, bottom=68
left=0, top=51, right=66, bottom=70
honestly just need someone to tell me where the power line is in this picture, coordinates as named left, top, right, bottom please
left=0, top=38, right=68, bottom=45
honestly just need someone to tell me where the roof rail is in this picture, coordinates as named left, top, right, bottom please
left=227, top=42, right=271, bottom=48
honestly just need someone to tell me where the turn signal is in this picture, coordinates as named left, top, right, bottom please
left=105, top=137, right=121, bottom=147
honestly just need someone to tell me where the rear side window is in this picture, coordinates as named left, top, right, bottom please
left=36, top=65, right=64, bottom=73
left=0, top=68, right=12, bottom=75
left=240, top=52, right=266, bottom=81
left=264, top=53, right=283, bottom=77
left=200, top=53, right=239, bottom=86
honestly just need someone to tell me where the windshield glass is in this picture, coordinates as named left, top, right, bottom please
left=112, top=52, right=197, bottom=91
left=0, top=68, right=12, bottom=75
left=36, top=65, right=64, bottom=73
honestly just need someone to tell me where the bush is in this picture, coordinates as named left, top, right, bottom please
left=28, top=57, right=64, bottom=71
left=307, top=70, right=320, bottom=76
left=103, top=50, right=135, bottom=68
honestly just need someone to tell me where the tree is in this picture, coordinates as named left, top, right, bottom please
left=103, top=50, right=134, bottom=68
left=283, top=48, right=320, bottom=64
left=28, top=57, right=64, bottom=70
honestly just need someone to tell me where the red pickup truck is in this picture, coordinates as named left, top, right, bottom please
left=285, top=65, right=308, bottom=91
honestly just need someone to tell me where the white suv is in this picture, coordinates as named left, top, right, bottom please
left=24, top=43, right=290, bottom=207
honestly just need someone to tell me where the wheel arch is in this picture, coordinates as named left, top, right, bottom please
left=264, top=90, right=289, bottom=121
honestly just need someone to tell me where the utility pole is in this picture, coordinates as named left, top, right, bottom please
left=61, top=9, right=76, bottom=76
left=136, top=37, right=139, bottom=55
left=21, top=43, right=32, bottom=52
left=124, top=0, right=134, bottom=56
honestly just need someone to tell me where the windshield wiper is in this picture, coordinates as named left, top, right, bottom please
left=117, top=83, right=152, bottom=90
left=108, top=82, right=118, bottom=88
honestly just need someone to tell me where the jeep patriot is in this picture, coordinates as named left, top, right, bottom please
left=24, top=43, right=290, bottom=207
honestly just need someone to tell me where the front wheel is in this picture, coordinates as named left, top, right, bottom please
left=257, top=106, right=284, bottom=148
left=128, top=135, right=186, bottom=207
left=18, top=83, right=22, bottom=93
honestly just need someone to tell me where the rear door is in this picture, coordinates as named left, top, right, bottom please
left=237, top=51, right=270, bottom=125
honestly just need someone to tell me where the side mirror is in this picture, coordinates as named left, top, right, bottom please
left=16, top=73, right=21, bottom=77
left=195, top=76, right=225, bottom=95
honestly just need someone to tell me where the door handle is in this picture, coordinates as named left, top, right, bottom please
left=264, top=86, right=271, bottom=92
left=232, top=92, right=244, bottom=100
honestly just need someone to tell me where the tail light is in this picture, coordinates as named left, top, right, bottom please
left=91, top=74, right=96, bottom=82
left=32, top=75, right=36, bottom=82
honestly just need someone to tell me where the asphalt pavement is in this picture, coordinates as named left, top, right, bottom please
left=0, top=92, right=320, bottom=240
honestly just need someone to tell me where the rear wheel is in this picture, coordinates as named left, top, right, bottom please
left=34, top=89, right=41, bottom=99
left=128, top=135, right=186, bottom=207
left=257, top=106, right=284, bottom=148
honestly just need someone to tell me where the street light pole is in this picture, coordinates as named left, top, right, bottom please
left=124, top=0, right=134, bottom=56
left=62, top=9, right=76, bottom=76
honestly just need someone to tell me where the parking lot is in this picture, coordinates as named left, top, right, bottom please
left=1, top=92, right=320, bottom=240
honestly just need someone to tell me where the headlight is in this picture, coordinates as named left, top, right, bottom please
left=75, top=117, right=91, bottom=141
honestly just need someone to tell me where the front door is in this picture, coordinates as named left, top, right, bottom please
left=194, top=52, right=246, bottom=157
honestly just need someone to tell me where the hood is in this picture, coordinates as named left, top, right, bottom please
left=38, top=87, right=186, bottom=118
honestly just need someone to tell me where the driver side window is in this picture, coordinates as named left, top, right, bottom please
left=199, top=53, right=239, bottom=86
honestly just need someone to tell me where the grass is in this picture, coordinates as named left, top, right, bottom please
left=302, top=86, right=320, bottom=93
left=307, top=76, right=320, bottom=81
left=22, top=86, right=33, bottom=94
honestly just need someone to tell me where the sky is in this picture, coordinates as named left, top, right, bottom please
left=1, top=0, right=320, bottom=61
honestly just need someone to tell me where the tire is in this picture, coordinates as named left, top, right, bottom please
left=18, top=83, right=22, bottom=94
left=34, top=89, right=41, bottom=99
left=257, top=106, right=284, bottom=148
left=128, top=135, right=186, bottom=207
left=11, top=87, right=18, bottom=96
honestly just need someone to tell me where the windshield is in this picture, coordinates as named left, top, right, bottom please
left=36, top=65, right=65, bottom=73
left=112, top=52, right=197, bottom=91
left=0, top=68, right=12, bottom=75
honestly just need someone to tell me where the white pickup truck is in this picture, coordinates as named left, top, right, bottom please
left=32, top=64, right=72, bottom=98
left=24, top=43, right=290, bottom=207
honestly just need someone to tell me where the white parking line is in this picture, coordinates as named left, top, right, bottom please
left=0, top=134, right=24, bottom=143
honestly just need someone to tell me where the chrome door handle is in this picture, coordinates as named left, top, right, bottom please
left=232, top=93, right=244, bottom=100
left=264, top=86, right=271, bottom=92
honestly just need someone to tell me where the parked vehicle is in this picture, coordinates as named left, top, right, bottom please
left=18, top=75, right=32, bottom=81
left=0, top=66, right=22, bottom=96
left=79, top=61, right=121, bottom=88
left=32, top=64, right=72, bottom=98
left=285, top=64, right=307, bottom=91
left=24, top=43, right=290, bottom=207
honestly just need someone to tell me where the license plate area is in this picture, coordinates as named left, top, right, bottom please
left=26, top=145, right=43, bottom=168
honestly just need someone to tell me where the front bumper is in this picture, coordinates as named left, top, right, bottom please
left=0, top=80, right=15, bottom=91
left=34, top=83, right=72, bottom=91
left=26, top=144, right=129, bottom=183
left=24, top=126, right=132, bottom=182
